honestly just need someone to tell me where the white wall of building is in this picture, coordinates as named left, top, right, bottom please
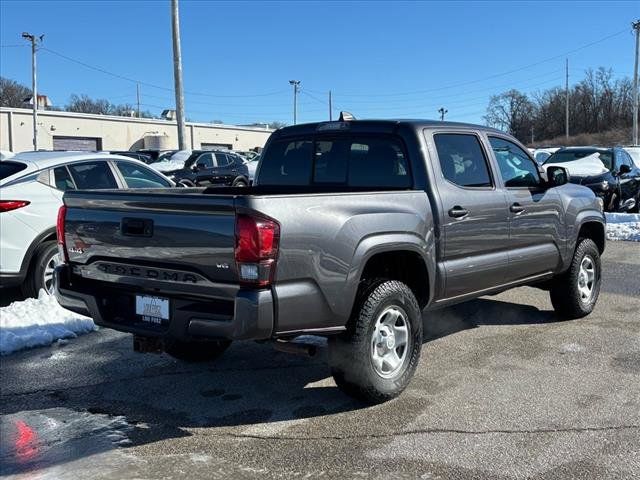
left=0, top=107, right=273, bottom=153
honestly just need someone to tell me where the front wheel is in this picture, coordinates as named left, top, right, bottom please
left=550, top=238, right=601, bottom=319
left=328, top=280, right=422, bottom=404
left=232, top=179, right=248, bottom=187
left=164, top=339, right=231, bottom=362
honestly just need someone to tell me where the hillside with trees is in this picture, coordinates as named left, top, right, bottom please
left=484, top=67, right=634, bottom=146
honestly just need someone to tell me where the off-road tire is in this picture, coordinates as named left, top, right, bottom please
left=21, top=241, right=59, bottom=298
left=550, top=238, right=601, bottom=319
left=328, top=280, right=422, bottom=404
left=164, top=339, right=231, bottom=362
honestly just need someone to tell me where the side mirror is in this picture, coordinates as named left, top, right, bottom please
left=619, top=164, right=631, bottom=175
left=546, top=165, right=569, bottom=187
left=190, top=164, right=199, bottom=172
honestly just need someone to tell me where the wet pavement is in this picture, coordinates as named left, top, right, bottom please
left=1, top=241, right=639, bottom=479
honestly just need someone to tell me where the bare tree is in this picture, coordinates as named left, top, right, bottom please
left=0, top=77, right=31, bottom=108
left=484, top=89, right=535, bottom=142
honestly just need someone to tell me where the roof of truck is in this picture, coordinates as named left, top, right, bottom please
left=274, top=119, right=505, bottom=136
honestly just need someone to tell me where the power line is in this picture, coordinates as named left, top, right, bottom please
left=313, top=28, right=627, bottom=98
left=40, top=46, right=289, bottom=99
left=0, top=44, right=26, bottom=48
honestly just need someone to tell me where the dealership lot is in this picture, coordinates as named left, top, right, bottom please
left=1, top=240, right=638, bottom=479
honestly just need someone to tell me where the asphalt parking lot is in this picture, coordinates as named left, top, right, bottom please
left=1, top=241, right=639, bottom=480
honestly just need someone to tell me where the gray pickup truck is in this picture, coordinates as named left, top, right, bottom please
left=54, top=119, right=606, bottom=403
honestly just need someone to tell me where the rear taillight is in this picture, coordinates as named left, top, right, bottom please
left=235, top=214, right=280, bottom=287
left=0, top=200, right=30, bottom=212
left=56, top=205, right=69, bottom=262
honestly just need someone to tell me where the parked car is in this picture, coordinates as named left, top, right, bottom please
left=244, top=154, right=260, bottom=183
left=532, top=147, right=560, bottom=165
left=104, top=151, right=154, bottom=163
left=55, top=118, right=605, bottom=403
left=544, top=146, right=640, bottom=212
left=136, top=149, right=178, bottom=164
left=236, top=150, right=260, bottom=161
left=159, top=150, right=250, bottom=187
left=0, top=152, right=174, bottom=297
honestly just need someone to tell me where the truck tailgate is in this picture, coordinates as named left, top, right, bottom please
left=63, top=190, right=238, bottom=287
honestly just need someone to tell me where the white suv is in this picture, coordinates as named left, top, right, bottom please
left=0, top=152, right=174, bottom=297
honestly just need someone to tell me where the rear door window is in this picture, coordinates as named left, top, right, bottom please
left=68, top=161, right=118, bottom=189
left=258, top=136, right=410, bottom=188
left=0, top=161, right=27, bottom=180
left=433, top=134, right=493, bottom=188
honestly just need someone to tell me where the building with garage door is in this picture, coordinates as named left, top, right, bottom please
left=0, top=107, right=273, bottom=153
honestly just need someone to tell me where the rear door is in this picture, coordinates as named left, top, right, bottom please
left=429, top=131, right=510, bottom=299
left=486, top=135, right=564, bottom=281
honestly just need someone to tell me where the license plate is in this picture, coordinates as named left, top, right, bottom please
left=135, top=295, right=169, bottom=324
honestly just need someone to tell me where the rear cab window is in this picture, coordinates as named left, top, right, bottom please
left=258, top=135, right=411, bottom=189
left=0, top=161, right=28, bottom=180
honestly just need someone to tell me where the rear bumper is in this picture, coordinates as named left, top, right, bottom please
left=53, top=264, right=274, bottom=341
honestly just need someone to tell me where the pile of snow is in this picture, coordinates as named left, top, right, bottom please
left=605, top=213, right=640, bottom=242
left=0, top=292, right=96, bottom=355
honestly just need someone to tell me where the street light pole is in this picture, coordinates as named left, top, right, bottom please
left=438, top=107, right=448, bottom=121
left=289, top=80, right=300, bottom=125
left=632, top=20, right=640, bottom=145
left=171, top=0, right=187, bottom=150
left=22, top=32, right=43, bottom=151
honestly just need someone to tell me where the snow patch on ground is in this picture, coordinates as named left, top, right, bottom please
left=0, top=292, right=96, bottom=355
left=605, top=213, right=640, bottom=242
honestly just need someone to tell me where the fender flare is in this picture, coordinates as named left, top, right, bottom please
left=339, top=232, right=436, bottom=318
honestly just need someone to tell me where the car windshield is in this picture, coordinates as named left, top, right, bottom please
left=0, top=161, right=28, bottom=180
left=545, top=150, right=613, bottom=170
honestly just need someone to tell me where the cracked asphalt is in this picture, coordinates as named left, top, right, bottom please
left=1, top=241, right=639, bottom=479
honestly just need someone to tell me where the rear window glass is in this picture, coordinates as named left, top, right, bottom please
left=546, top=150, right=613, bottom=170
left=0, top=161, right=27, bottom=180
left=258, top=136, right=411, bottom=188
left=434, top=134, right=492, bottom=188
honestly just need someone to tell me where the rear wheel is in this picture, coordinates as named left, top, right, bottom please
left=328, top=280, right=422, bottom=404
left=164, top=339, right=231, bottom=362
left=550, top=238, right=601, bottom=319
left=21, top=241, right=61, bottom=298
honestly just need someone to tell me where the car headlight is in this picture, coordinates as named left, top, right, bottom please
left=587, top=180, right=609, bottom=191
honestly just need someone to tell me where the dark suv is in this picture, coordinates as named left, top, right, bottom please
left=162, top=150, right=250, bottom=187
left=544, top=146, right=640, bottom=212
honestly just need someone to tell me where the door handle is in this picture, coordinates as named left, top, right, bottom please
left=510, top=203, right=525, bottom=214
left=448, top=206, right=469, bottom=218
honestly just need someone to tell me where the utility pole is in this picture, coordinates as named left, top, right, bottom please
left=22, top=32, right=43, bottom=151
left=329, top=90, right=333, bottom=121
left=136, top=83, right=141, bottom=118
left=438, top=107, right=447, bottom=121
left=289, top=80, right=300, bottom=125
left=565, top=58, right=569, bottom=140
left=171, top=0, right=187, bottom=150
left=632, top=20, right=640, bottom=145
left=531, top=126, right=534, bottom=145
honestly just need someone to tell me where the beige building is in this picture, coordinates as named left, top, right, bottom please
left=0, top=107, right=273, bottom=153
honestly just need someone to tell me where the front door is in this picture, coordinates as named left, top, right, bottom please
left=486, top=135, right=564, bottom=282
left=430, top=131, right=510, bottom=299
